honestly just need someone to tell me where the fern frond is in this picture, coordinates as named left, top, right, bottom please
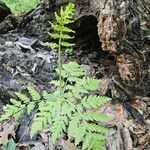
left=83, top=112, right=111, bottom=122
left=82, top=132, right=106, bottom=150
left=51, top=80, right=65, bottom=87
left=42, top=90, right=52, bottom=100
left=52, top=115, right=67, bottom=141
left=27, top=86, right=41, bottom=101
left=74, top=125, right=86, bottom=146
left=55, top=3, right=75, bottom=25
left=61, top=34, right=74, bottom=39
left=62, top=62, right=85, bottom=77
left=85, top=124, right=108, bottom=134
left=10, top=98, right=21, bottom=107
left=51, top=24, right=75, bottom=33
left=27, top=102, right=35, bottom=114
left=0, top=103, right=25, bottom=121
left=50, top=43, right=59, bottom=48
left=82, top=77, right=100, bottom=91
left=15, top=92, right=30, bottom=103
left=61, top=102, right=75, bottom=117
left=65, top=3, right=75, bottom=16
left=82, top=134, right=90, bottom=150
left=82, top=95, right=110, bottom=109
left=48, top=33, right=60, bottom=39
left=68, top=114, right=81, bottom=137
left=30, top=102, right=53, bottom=137
left=61, top=42, right=75, bottom=47
left=0, top=105, right=15, bottom=121
left=30, top=117, right=45, bottom=137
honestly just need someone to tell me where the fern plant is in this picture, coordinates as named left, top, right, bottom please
left=0, top=62, right=111, bottom=149
left=0, top=3, right=111, bottom=150
left=48, top=2, right=75, bottom=98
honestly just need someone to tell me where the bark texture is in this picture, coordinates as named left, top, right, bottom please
left=0, top=1, right=12, bottom=23
left=53, top=0, right=150, bottom=100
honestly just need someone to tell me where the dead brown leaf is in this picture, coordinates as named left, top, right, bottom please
left=0, top=124, right=15, bottom=145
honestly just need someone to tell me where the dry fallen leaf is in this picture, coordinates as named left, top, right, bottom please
left=0, top=124, right=15, bottom=145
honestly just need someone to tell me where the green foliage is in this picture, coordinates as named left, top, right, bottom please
left=49, top=3, right=75, bottom=99
left=65, top=48, right=73, bottom=56
left=1, top=138, right=16, bottom=150
left=2, top=0, right=40, bottom=15
left=0, top=3, right=111, bottom=150
left=0, top=86, right=38, bottom=121
left=49, top=3, right=75, bottom=49
left=0, top=62, right=111, bottom=150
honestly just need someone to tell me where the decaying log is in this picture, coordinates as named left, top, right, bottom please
left=0, top=1, right=12, bottom=23
left=51, top=0, right=150, bottom=99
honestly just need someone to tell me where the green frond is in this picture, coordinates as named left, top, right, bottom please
left=13, top=108, right=25, bottom=121
left=82, top=134, right=90, bottom=150
left=61, top=34, right=74, bottom=39
left=30, top=117, right=44, bottom=137
left=0, top=103, right=25, bottom=121
left=27, top=102, right=35, bottom=114
left=83, top=112, right=111, bottom=122
left=52, top=115, right=67, bottom=141
left=55, top=3, right=75, bottom=25
left=74, top=85, right=89, bottom=94
left=62, top=62, right=85, bottom=77
left=50, top=43, right=59, bottom=48
left=68, top=115, right=81, bottom=137
left=82, top=77, right=100, bottom=91
left=61, top=102, right=74, bottom=117
left=10, top=98, right=21, bottom=107
left=42, top=90, right=51, bottom=100
left=51, top=80, right=65, bottom=87
left=15, top=92, right=30, bottom=103
left=0, top=105, right=15, bottom=121
left=51, top=24, right=75, bottom=33
left=0, top=98, right=26, bottom=121
left=82, top=132, right=106, bottom=150
left=82, top=95, right=110, bottom=109
left=48, top=33, right=60, bottom=39
left=61, top=42, right=75, bottom=47
left=74, top=125, right=86, bottom=146
left=27, top=86, right=41, bottom=101
left=85, top=124, right=108, bottom=134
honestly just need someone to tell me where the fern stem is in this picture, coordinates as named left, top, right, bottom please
left=58, top=31, right=62, bottom=99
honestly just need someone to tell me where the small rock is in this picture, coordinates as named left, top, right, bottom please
left=31, top=142, right=45, bottom=150
left=4, top=41, right=14, bottom=47
left=18, top=37, right=38, bottom=46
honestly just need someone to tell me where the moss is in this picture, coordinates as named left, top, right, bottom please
left=1, top=0, right=40, bottom=15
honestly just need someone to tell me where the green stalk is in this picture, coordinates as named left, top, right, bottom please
left=58, top=31, right=62, bottom=99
